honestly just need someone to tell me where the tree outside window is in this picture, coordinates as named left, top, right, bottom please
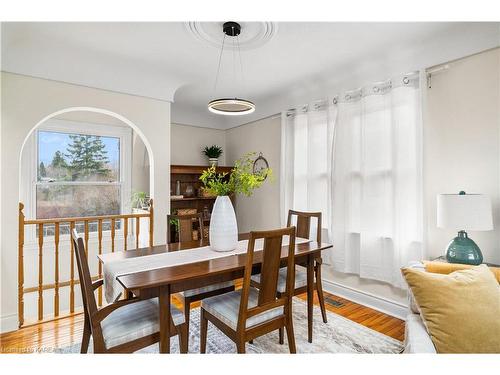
left=36, top=130, right=122, bottom=235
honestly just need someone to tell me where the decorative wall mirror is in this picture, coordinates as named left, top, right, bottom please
left=253, top=152, right=269, bottom=178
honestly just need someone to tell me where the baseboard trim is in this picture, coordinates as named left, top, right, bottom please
left=1, top=313, right=18, bottom=334
left=322, top=279, right=408, bottom=320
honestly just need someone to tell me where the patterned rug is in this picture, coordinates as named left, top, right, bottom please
left=57, top=298, right=403, bottom=354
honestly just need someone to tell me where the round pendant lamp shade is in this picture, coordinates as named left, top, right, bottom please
left=208, top=98, right=255, bottom=115
left=208, top=22, right=255, bottom=116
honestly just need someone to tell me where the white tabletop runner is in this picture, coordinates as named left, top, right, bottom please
left=103, top=237, right=311, bottom=303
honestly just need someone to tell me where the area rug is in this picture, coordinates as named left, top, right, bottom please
left=56, top=298, right=403, bottom=354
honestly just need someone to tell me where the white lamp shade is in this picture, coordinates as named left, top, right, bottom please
left=437, top=193, right=493, bottom=231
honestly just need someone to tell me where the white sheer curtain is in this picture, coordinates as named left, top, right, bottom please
left=280, top=101, right=336, bottom=243
left=281, top=72, right=423, bottom=287
left=331, top=73, right=423, bottom=287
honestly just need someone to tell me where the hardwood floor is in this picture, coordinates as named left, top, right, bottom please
left=0, top=290, right=405, bottom=353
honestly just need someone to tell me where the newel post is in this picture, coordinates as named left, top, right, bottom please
left=18, top=202, right=25, bottom=327
left=149, top=198, right=154, bottom=247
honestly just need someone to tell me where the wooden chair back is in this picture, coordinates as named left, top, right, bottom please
left=167, top=212, right=204, bottom=244
left=238, top=227, right=296, bottom=331
left=71, top=229, right=107, bottom=347
left=71, top=229, right=98, bottom=319
left=287, top=210, right=322, bottom=243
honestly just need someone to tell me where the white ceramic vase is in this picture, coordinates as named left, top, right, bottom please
left=208, top=158, right=218, bottom=167
left=209, top=195, right=238, bottom=252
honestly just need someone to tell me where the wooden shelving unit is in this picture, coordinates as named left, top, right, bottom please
left=171, top=196, right=217, bottom=202
left=169, top=164, right=234, bottom=242
left=171, top=165, right=233, bottom=175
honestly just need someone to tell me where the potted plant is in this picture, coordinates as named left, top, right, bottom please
left=168, top=217, right=180, bottom=243
left=131, top=191, right=148, bottom=210
left=200, top=152, right=272, bottom=252
left=203, top=145, right=223, bottom=167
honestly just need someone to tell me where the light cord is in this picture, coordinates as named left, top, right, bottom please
left=213, top=33, right=226, bottom=93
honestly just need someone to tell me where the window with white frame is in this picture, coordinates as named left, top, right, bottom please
left=23, top=119, right=132, bottom=237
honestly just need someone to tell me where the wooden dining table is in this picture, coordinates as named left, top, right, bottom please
left=98, top=233, right=332, bottom=353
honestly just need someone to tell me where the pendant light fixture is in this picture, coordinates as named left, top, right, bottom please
left=208, top=22, right=255, bottom=116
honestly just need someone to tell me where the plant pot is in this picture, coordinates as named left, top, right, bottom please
left=208, top=158, right=219, bottom=167
left=209, top=195, right=238, bottom=252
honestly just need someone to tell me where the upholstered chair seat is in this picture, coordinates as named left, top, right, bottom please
left=101, top=298, right=185, bottom=349
left=201, top=287, right=283, bottom=330
left=180, top=281, right=234, bottom=298
left=251, top=268, right=307, bottom=293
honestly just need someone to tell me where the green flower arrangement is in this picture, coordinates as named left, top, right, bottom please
left=200, top=152, right=273, bottom=197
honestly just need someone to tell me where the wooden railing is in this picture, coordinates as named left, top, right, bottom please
left=18, top=200, right=154, bottom=328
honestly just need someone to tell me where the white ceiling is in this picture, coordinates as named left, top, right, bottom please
left=2, top=22, right=499, bottom=129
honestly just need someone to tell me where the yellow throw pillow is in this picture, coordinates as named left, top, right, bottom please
left=401, top=264, right=500, bottom=353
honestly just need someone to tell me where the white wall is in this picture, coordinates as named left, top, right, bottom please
left=225, top=117, right=282, bottom=233
left=424, top=48, right=500, bottom=264
left=171, top=123, right=226, bottom=166
left=0, top=72, right=171, bottom=333
left=132, top=132, right=150, bottom=194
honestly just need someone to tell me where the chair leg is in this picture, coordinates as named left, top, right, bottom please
left=285, top=320, right=296, bottom=354
left=200, top=308, right=208, bottom=354
left=236, top=341, right=246, bottom=354
left=315, top=264, right=328, bottom=323
left=278, top=327, right=284, bottom=345
left=183, top=298, right=191, bottom=340
left=81, top=316, right=91, bottom=354
left=178, top=323, right=188, bottom=353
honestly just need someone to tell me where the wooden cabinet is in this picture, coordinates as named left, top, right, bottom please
left=169, top=165, right=233, bottom=242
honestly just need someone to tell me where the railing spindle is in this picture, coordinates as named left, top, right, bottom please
left=98, top=219, right=103, bottom=306
left=123, top=217, right=128, bottom=251
left=54, top=222, right=60, bottom=317
left=111, top=218, right=116, bottom=252
left=124, top=217, right=128, bottom=251
left=18, top=203, right=25, bottom=328
left=135, top=217, right=140, bottom=249
left=38, top=223, right=44, bottom=321
left=70, top=221, right=75, bottom=313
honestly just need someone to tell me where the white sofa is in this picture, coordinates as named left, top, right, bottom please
left=403, top=262, right=437, bottom=354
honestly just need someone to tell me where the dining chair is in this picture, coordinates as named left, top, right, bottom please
left=250, top=210, right=327, bottom=344
left=167, top=212, right=234, bottom=344
left=200, top=226, right=297, bottom=354
left=167, top=212, right=204, bottom=243
left=71, top=229, right=188, bottom=353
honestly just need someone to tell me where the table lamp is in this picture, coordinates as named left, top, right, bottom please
left=437, top=191, right=493, bottom=265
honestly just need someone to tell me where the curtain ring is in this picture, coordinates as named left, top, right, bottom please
left=373, top=86, right=380, bottom=93
left=403, top=77, right=410, bottom=85
left=345, top=94, right=351, bottom=101
left=333, top=97, right=338, bottom=104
